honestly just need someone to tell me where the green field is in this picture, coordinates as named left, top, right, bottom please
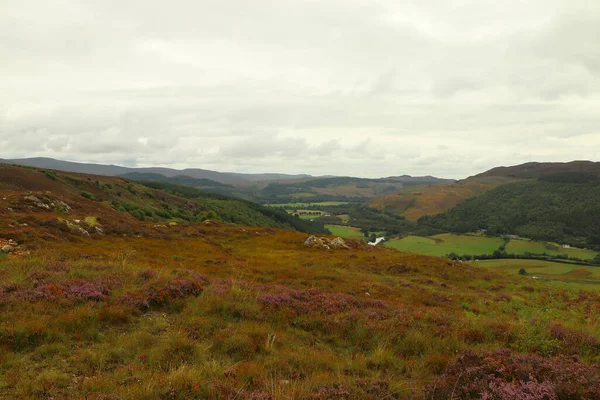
left=386, top=234, right=504, bottom=257
left=266, top=201, right=350, bottom=207
left=338, top=214, right=350, bottom=223
left=325, top=225, right=364, bottom=238
left=506, top=239, right=598, bottom=260
left=478, top=259, right=600, bottom=284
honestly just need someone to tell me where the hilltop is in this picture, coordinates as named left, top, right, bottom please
left=0, top=157, right=314, bottom=186
left=3, top=157, right=453, bottom=204
left=473, top=160, right=600, bottom=179
left=367, top=161, right=600, bottom=221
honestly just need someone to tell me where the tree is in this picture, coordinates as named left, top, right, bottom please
left=518, top=268, right=527, bottom=276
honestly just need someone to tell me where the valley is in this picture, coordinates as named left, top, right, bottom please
left=0, top=161, right=599, bottom=399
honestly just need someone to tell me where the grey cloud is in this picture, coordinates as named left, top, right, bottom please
left=1, top=0, right=599, bottom=178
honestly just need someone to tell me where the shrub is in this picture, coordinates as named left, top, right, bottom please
left=257, top=286, right=389, bottom=316
left=119, top=275, right=208, bottom=311
left=80, top=191, right=95, bottom=200
left=42, top=170, right=57, bottom=180
left=424, top=349, right=600, bottom=400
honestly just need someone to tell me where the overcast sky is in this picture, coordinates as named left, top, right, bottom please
left=1, top=0, right=599, bottom=178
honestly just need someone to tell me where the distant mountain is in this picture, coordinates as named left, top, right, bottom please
left=258, top=175, right=455, bottom=203
left=1, top=157, right=455, bottom=204
left=0, top=157, right=313, bottom=186
left=384, top=175, right=455, bottom=184
left=472, top=161, right=600, bottom=179
left=118, top=172, right=232, bottom=188
left=368, top=161, right=600, bottom=221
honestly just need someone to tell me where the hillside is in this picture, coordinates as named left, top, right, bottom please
left=367, top=176, right=515, bottom=221
left=118, top=172, right=231, bottom=189
left=368, top=161, right=600, bottom=221
left=3, top=158, right=454, bottom=205
left=260, top=176, right=454, bottom=204
left=1, top=157, right=313, bottom=186
left=1, top=165, right=600, bottom=398
left=0, top=165, right=327, bottom=243
left=474, top=160, right=600, bottom=179
left=117, top=172, right=249, bottom=199
left=419, top=172, right=600, bottom=250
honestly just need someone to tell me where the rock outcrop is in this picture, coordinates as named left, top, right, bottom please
left=304, top=235, right=350, bottom=250
left=0, top=239, right=28, bottom=257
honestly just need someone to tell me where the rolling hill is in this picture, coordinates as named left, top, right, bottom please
left=0, top=164, right=328, bottom=244
left=474, top=160, right=600, bottom=179
left=368, top=161, right=600, bottom=221
left=118, top=172, right=231, bottom=189
left=3, top=157, right=454, bottom=204
left=0, top=157, right=313, bottom=186
left=367, top=176, right=516, bottom=221
left=419, top=172, right=600, bottom=250
left=260, top=175, right=454, bottom=204
left=1, top=164, right=600, bottom=398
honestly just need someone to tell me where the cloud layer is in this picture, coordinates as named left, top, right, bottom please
left=1, top=0, right=599, bottom=178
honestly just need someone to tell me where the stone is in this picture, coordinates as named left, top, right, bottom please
left=304, top=235, right=325, bottom=248
left=304, top=235, right=349, bottom=250
left=329, top=237, right=350, bottom=249
left=1, top=245, right=14, bottom=253
left=23, top=195, right=51, bottom=210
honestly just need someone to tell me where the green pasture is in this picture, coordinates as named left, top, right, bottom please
left=385, top=233, right=504, bottom=257
left=477, top=258, right=600, bottom=284
left=337, top=214, right=350, bottom=223
left=266, top=201, right=350, bottom=207
left=506, top=239, right=598, bottom=260
left=325, top=225, right=364, bottom=238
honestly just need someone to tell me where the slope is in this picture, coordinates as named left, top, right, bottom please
left=419, top=172, right=600, bottom=250
left=1, top=217, right=599, bottom=398
left=261, top=175, right=454, bottom=203
left=474, top=160, right=600, bottom=179
left=367, top=176, right=514, bottom=221
left=0, top=165, right=599, bottom=398
left=368, top=161, right=600, bottom=221
left=0, top=164, right=327, bottom=245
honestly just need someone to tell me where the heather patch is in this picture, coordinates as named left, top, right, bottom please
left=15, top=275, right=122, bottom=302
left=258, top=286, right=390, bottom=316
left=119, top=275, right=208, bottom=311
left=425, top=349, right=600, bottom=400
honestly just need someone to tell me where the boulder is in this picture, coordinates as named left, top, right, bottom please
left=330, top=237, right=350, bottom=249
left=304, top=235, right=325, bottom=248
left=24, top=195, right=51, bottom=210
left=304, top=235, right=349, bottom=250
left=1, top=245, right=14, bottom=253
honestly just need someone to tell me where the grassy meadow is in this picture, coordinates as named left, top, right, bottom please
left=324, top=224, right=364, bottom=238
left=505, top=238, right=598, bottom=260
left=478, top=259, right=600, bottom=284
left=265, top=201, right=350, bottom=207
left=1, top=225, right=600, bottom=399
left=385, top=234, right=504, bottom=257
